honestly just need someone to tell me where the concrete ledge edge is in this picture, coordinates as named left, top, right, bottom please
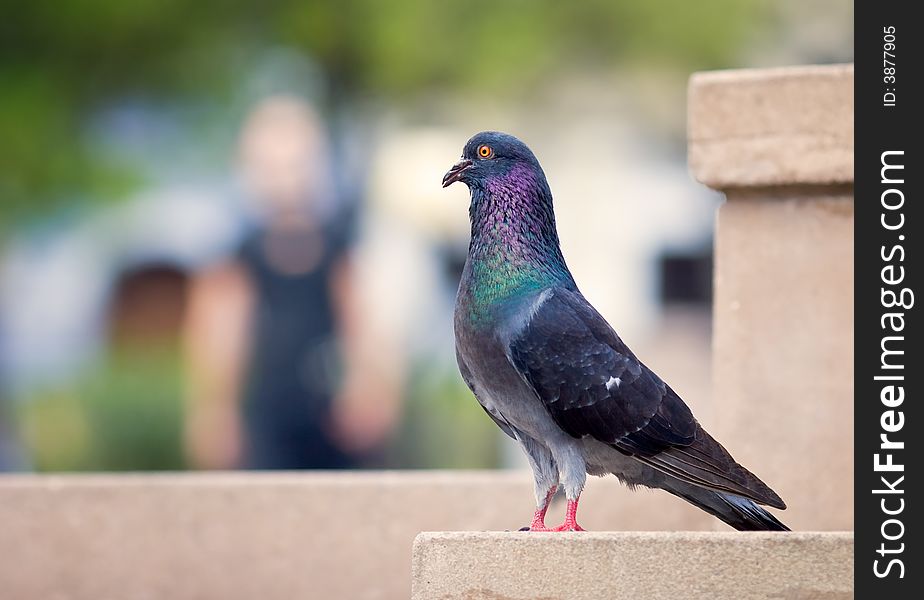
left=414, top=530, right=854, bottom=542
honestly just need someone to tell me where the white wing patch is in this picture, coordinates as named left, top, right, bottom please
left=605, top=376, right=621, bottom=391
left=526, top=288, right=553, bottom=323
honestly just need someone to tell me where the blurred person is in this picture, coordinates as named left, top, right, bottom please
left=184, top=96, right=403, bottom=470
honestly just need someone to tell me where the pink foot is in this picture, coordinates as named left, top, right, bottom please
left=550, top=520, right=585, bottom=532
left=526, top=518, right=552, bottom=532
left=521, top=487, right=557, bottom=531
left=526, top=497, right=586, bottom=532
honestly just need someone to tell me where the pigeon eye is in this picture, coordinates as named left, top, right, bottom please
left=477, top=144, right=494, bottom=159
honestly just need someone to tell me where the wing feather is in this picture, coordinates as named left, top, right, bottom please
left=507, top=287, right=784, bottom=509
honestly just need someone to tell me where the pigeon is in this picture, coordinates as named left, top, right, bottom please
left=443, top=131, right=788, bottom=532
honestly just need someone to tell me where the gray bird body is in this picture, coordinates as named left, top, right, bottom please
left=455, top=284, right=581, bottom=506
left=455, top=283, right=685, bottom=512
left=446, top=131, right=787, bottom=531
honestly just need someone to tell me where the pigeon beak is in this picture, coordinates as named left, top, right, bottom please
left=442, top=159, right=473, bottom=188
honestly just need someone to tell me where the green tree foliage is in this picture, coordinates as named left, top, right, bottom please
left=2, top=0, right=767, bottom=227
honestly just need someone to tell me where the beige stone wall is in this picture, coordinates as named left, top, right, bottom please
left=689, top=64, right=854, bottom=531
left=0, top=472, right=709, bottom=600
left=413, top=531, right=854, bottom=600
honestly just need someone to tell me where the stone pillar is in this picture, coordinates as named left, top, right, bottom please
left=688, top=64, right=854, bottom=531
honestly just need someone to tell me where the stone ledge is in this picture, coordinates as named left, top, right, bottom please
left=0, top=471, right=712, bottom=600
left=412, top=531, right=853, bottom=600
left=688, top=63, right=854, bottom=190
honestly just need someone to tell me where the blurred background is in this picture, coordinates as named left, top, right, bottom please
left=0, top=1, right=851, bottom=472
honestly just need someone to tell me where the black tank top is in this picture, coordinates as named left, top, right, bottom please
left=237, top=223, right=351, bottom=468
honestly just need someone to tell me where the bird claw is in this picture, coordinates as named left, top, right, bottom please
left=524, top=520, right=552, bottom=532
left=522, top=521, right=584, bottom=532
left=550, top=521, right=585, bottom=532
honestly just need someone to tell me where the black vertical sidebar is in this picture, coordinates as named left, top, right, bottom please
left=855, top=1, right=920, bottom=597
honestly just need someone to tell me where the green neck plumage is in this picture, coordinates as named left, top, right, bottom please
left=463, top=173, right=574, bottom=321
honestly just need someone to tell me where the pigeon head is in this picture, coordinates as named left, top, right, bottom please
left=441, top=131, right=547, bottom=192
left=443, top=131, right=573, bottom=296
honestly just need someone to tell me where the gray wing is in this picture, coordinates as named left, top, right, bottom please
left=506, top=287, right=785, bottom=509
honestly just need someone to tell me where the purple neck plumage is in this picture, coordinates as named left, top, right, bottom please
left=467, top=163, right=574, bottom=296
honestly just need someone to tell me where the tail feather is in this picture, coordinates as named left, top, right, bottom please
left=635, top=427, right=787, bottom=510
left=665, top=483, right=790, bottom=531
